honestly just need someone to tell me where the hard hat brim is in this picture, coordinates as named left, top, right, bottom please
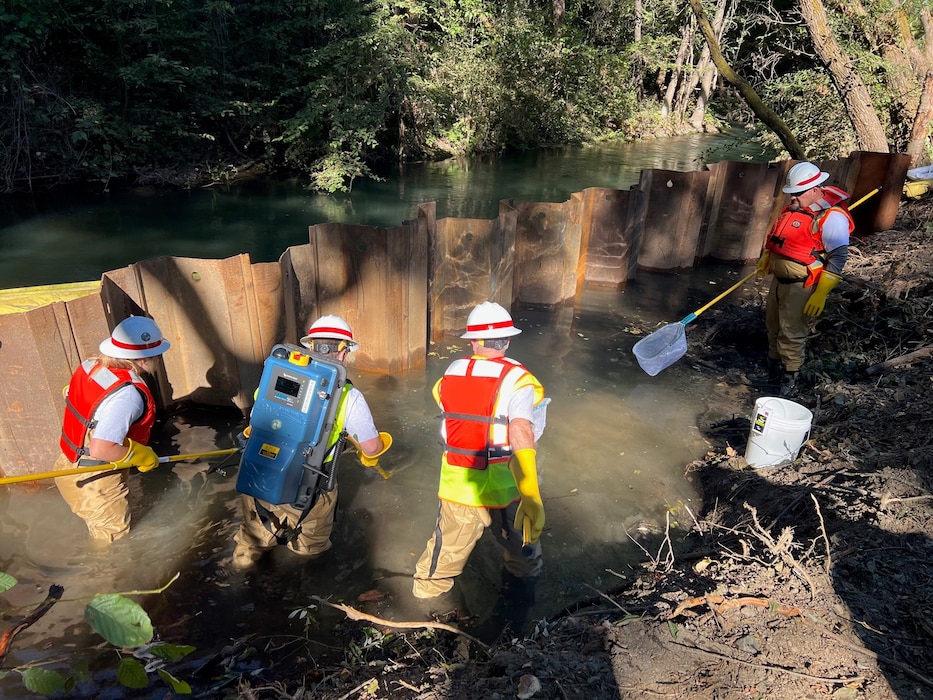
left=460, top=327, right=522, bottom=339
left=99, top=338, right=171, bottom=359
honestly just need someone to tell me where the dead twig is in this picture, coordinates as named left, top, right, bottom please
left=0, top=584, right=64, bottom=666
left=865, top=345, right=933, bottom=375
left=311, top=596, right=490, bottom=654
left=879, top=492, right=933, bottom=508
left=746, top=504, right=815, bottom=595
left=669, top=594, right=815, bottom=621
left=810, top=494, right=832, bottom=576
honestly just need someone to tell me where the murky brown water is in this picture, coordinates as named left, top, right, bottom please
left=0, top=266, right=764, bottom=696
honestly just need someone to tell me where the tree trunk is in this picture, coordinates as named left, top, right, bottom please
left=899, top=8, right=933, bottom=165
left=662, top=29, right=692, bottom=118
left=672, top=15, right=699, bottom=123
left=689, top=0, right=730, bottom=130
left=686, top=0, right=805, bottom=160
left=634, top=0, right=642, bottom=42
left=799, top=0, right=889, bottom=153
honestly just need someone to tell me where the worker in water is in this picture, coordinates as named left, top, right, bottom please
left=756, top=162, right=854, bottom=396
left=231, top=315, right=392, bottom=569
left=55, top=316, right=171, bottom=543
left=412, top=301, right=549, bottom=610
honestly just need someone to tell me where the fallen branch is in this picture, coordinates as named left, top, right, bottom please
left=866, top=345, right=933, bottom=375
left=0, top=584, right=64, bottom=666
left=669, top=594, right=813, bottom=620
left=311, top=596, right=490, bottom=653
left=879, top=492, right=933, bottom=508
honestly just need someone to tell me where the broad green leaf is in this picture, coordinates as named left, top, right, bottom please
left=157, top=668, right=192, bottom=694
left=117, top=657, right=149, bottom=689
left=21, top=667, right=66, bottom=695
left=84, top=594, right=153, bottom=648
left=0, top=572, right=17, bottom=592
left=149, top=643, right=196, bottom=662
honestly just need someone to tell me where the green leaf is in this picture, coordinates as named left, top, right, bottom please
left=148, top=643, right=196, bottom=662
left=157, top=668, right=192, bottom=694
left=117, top=657, right=150, bottom=689
left=0, top=572, right=16, bottom=592
left=84, top=594, right=154, bottom=648
left=21, top=667, right=66, bottom=694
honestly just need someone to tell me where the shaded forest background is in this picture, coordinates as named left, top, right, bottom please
left=2, top=0, right=930, bottom=194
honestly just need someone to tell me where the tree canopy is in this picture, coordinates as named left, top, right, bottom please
left=1, top=0, right=929, bottom=194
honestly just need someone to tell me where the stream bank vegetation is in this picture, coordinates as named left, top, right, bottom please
left=2, top=0, right=931, bottom=195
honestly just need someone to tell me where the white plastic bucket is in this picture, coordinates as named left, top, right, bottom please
left=744, top=397, right=813, bottom=468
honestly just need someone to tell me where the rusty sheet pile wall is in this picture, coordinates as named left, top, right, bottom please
left=0, top=153, right=909, bottom=476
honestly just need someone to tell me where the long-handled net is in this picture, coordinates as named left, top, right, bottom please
left=633, top=271, right=756, bottom=376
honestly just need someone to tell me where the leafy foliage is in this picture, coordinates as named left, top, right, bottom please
left=0, top=572, right=192, bottom=695
left=0, top=0, right=924, bottom=193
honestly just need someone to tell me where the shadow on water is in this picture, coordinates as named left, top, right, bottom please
left=0, top=272, right=765, bottom=697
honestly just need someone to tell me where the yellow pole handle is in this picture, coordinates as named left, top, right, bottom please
left=848, top=186, right=881, bottom=210
left=0, top=448, right=240, bottom=486
left=521, top=516, right=535, bottom=555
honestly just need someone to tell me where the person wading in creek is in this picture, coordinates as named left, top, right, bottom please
left=231, top=315, right=392, bottom=570
left=755, top=162, right=854, bottom=396
left=55, top=316, right=171, bottom=543
left=412, top=302, right=549, bottom=627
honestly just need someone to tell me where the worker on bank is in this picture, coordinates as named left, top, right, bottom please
left=55, top=316, right=172, bottom=543
left=412, top=301, right=548, bottom=612
left=231, top=315, right=392, bottom=570
left=755, top=162, right=854, bottom=397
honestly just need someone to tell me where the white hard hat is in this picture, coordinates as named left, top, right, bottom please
left=460, top=301, right=522, bottom=339
left=783, top=162, right=830, bottom=194
left=300, top=315, right=358, bottom=351
left=99, top=316, right=171, bottom=359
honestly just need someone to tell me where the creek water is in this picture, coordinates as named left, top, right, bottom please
left=0, top=131, right=771, bottom=696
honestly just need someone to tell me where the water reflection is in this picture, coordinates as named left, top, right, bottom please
left=0, top=269, right=759, bottom=695
left=0, top=129, right=771, bottom=290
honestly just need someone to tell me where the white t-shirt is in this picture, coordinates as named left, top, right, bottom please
left=343, top=386, right=379, bottom=444
left=820, top=209, right=851, bottom=252
left=91, top=385, right=145, bottom=444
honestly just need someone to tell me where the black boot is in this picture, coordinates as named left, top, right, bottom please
left=767, top=357, right=783, bottom=385
left=779, top=371, right=799, bottom=397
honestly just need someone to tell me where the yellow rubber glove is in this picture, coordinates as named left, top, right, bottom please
left=236, top=425, right=251, bottom=450
left=116, top=438, right=160, bottom=473
left=803, top=271, right=841, bottom=317
left=755, top=251, right=771, bottom=278
left=357, top=431, right=393, bottom=468
left=509, top=448, right=545, bottom=544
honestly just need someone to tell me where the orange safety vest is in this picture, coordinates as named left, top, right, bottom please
left=766, top=205, right=854, bottom=266
left=59, top=359, right=156, bottom=462
left=435, top=356, right=544, bottom=508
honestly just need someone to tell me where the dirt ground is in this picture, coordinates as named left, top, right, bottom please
left=216, top=196, right=933, bottom=700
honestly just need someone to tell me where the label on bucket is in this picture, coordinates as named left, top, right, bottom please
left=752, top=407, right=771, bottom=434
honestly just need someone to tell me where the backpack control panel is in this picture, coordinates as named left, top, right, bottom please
left=235, top=343, right=347, bottom=507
